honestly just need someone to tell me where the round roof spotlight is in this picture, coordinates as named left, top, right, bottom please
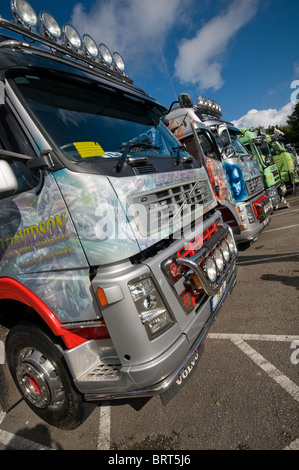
left=39, top=11, right=61, bottom=40
left=11, top=0, right=37, bottom=29
left=99, top=43, right=113, bottom=66
left=63, top=24, right=82, bottom=51
left=205, top=257, right=217, bottom=283
left=113, top=51, right=125, bottom=73
left=214, top=248, right=224, bottom=273
left=83, top=34, right=99, bottom=59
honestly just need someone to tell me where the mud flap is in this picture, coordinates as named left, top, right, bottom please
left=160, top=344, right=205, bottom=405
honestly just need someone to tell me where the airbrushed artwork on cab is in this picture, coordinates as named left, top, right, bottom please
left=54, top=166, right=213, bottom=264
left=223, top=158, right=262, bottom=203
left=204, top=156, right=233, bottom=203
left=0, top=173, right=97, bottom=323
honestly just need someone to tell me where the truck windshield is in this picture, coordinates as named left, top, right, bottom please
left=256, top=141, right=274, bottom=167
left=10, top=69, right=188, bottom=162
left=229, top=132, right=248, bottom=157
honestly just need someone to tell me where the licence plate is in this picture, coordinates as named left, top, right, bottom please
left=211, top=280, right=227, bottom=311
left=264, top=217, right=269, bottom=226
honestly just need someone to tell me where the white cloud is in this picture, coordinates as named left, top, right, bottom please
left=174, top=0, right=259, bottom=91
left=231, top=102, right=294, bottom=128
left=70, top=0, right=190, bottom=65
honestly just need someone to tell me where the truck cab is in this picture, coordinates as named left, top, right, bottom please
left=239, top=128, right=287, bottom=209
left=163, top=95, right=272, bottom=248
left=266, top=134, right=299, bottom=191
left=0, top=1, right=237, bottom=429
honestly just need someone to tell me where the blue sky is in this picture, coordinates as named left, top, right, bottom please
left=1, top=0, right=298, bottom=128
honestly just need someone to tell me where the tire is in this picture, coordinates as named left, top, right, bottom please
left=5, top=322, right=95, bottom=430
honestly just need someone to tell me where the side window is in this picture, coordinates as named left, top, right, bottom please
left=0, top=105, right=38, bottom=196
left=198, top=130, right=221, bottom=161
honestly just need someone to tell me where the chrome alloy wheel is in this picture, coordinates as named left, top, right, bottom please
left=16, top=347, right=65, bottom=409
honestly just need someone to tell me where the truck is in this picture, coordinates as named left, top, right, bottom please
left=239, top=128, right=288, bottom=209
left=163, top=95, right=272, bottom=248
left=266, top=132, right=299, bottom=191
left=0, top=1, right=237, bottom=429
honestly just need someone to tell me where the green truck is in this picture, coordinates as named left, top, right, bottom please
left=239, top=128, right=287, bottom=209
left=265, top=133, right=299, bottom=191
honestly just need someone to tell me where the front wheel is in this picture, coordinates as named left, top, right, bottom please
left=5, top=322, right=94, bottom=429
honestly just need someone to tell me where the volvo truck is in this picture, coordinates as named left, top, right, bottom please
left=163, top=95, right=271, bottom=248
left=0, top=1, right=237, bottom=429
left=239, top=128, right=287, bottom=208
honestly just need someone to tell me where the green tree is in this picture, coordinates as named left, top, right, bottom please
left=285, top=101, right=299, bottom=147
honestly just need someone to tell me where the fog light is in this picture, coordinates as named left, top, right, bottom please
left=214, top=248, right=224, bottom=273
left=220, top=240, right=230, bottom=263
left=226, top=232, right=236, bottom=255
left=206, top=257, right=217, bottom=283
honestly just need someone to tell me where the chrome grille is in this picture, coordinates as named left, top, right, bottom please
left=246, top=176, right=264, bottom=195
left=127, top=179, right=213, bottom=237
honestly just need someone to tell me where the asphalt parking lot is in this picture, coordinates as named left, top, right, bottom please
left=0, top=192, right=298, bottom=452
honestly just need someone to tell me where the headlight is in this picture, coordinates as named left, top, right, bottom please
left=205, top=257, right=217, bottom=282
left=129, top=277, right=174, bottom=339
left=245, top=204, right=255, bottom=223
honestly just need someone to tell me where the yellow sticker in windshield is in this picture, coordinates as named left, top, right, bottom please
left=73, top=142, right=106, bottom=158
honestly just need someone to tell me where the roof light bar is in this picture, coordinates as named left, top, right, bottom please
left=83, top=34, right=99, bottom=59
left=113, top=51, right=125, bottom=73
left=39, top=11, right=61, bottom=40
left=196, top=95, right=222, bottom=116
left=63, top=24, right=82, bottom=51
left=11, top=0, right=37, bottom=29
left=99, top=43, right=113, bottom=66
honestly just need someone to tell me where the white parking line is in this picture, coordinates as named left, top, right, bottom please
left=208, top=333, right=299, bottom=403
left=97, top=402, right=111, bottom=450
left=0, top=412, right=51, bottom=450
left=266, top=224, right=299, bottom=233
left=285, top=438, right=299, bottom=450
left=237, top=253, right=299, bottom=265
left=272, top=209, right=299, bottom=217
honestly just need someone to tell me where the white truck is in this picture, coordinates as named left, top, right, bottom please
left=0, top=1, right=237, bottom=429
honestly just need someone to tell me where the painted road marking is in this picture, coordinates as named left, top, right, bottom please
left=285, top=438, right=299, bottom=450
left=272, top=209, right=299, bottom=217
left=208, top=334, right=299, bottom=403
left=0, top=412, right=51, bottom=450
left=97, top=402, right=111, bottom=450
left=266, top=224, right=299, bottom=233
left=237, top=253, right=299, bottom=265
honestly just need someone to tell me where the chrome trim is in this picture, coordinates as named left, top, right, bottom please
left=175, top=223, right=237, bottom=296
left=83, top=264, right=237, bottom=402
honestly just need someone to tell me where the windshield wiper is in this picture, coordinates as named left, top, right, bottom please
left=114, top=142, right=160, bottom=173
